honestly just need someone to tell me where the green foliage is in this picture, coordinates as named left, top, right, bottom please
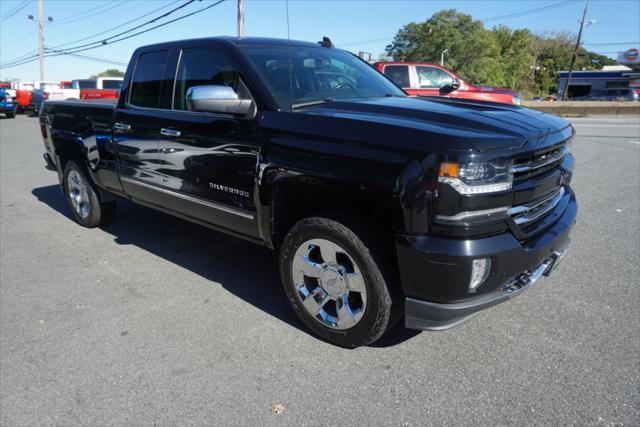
left=385, top=10, right=617, bottom=96
left=89, top=69, right=125, bottom=79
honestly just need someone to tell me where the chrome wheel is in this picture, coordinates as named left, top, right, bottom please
left=292, top=238, right=367, bottom=330
left=67, top=170, right=90, bottom=219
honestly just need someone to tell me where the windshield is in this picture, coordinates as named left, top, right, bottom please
left=242, top=45, right=405, bottom=109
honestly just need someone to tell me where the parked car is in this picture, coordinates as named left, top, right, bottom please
left=29, top=90, right=50, bottom=115
left=11, top=81, right=34, bottom=113
left=375, top=61, right=522, bottom=105
left=572, top=88, right=639, bottom=102
left=39, top=37, right=576, bottom=347
left=0, top=88, right=16, bottom=118
left=0, top=82, right=17, bottom=104
left=72, top=77, right=123, bottom=100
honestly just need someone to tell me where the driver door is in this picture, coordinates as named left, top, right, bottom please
left=414, top=65, right=456, bottom=97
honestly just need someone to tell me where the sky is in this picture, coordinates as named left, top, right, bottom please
left=1, top=0, right=639, bottom=82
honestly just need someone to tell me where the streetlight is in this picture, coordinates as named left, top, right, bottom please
left=440, top=49, right=448, bottom=67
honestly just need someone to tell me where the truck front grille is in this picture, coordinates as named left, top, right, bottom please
left=513, top=143, right=569, bottom=181
left=509, top=141, right=571, bottom=238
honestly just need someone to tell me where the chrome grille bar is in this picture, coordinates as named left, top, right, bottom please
left=509, top=187, right=565, bottom=226
left=512, top=144, right=569, bottom=174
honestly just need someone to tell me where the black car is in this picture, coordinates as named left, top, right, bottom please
left=38, top=37, right=577, bottom=347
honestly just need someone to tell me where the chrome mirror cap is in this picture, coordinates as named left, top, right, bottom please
left=186, top=85, right=253, bottom=115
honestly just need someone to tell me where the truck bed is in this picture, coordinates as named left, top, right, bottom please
left=40, top=99, right=117, bottom=175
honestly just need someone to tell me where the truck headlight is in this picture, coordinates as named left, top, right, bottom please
left=512, top=95, right=522, bottom=105
left=439, top=160, right=513, bottom=194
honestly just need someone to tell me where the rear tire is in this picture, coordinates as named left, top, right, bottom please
left=63, top=159, right=116, bottom=227
left=279, top=217, right=401, bottom=348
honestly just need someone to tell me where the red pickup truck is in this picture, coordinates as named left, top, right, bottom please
left=375, top=61, right=521, bottom=105
left=72, top=77, right=123, bottom=100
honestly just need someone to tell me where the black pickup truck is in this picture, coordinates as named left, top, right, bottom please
left=39, top=37, right=577, bottom=347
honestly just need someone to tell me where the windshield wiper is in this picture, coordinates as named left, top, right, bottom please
left=291, top=98, right=334, bottom=110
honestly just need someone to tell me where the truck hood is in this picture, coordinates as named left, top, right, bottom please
left=468, top=84, right=519, bottom=96
left=306, top=96, right=570, bottom=151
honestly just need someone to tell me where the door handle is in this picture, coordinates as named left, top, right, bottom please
left=114, top=122, right=131, bottom=132
left=160, top=128, right=181, bottom=137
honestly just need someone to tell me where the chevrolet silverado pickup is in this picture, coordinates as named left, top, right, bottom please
left=39, top=37, right=577, bottom=347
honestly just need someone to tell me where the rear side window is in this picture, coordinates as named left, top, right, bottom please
left=102, top=79, right=122, bottom=90
left=129, top=50, right=169, bottom=108
left=383, top=65, right=410, bottom=88
left=75, top=80, right=96, bottom=89
left=173, top=47, right=240, bottom=111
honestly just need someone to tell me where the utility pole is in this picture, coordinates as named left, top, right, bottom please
left=237, top=0, right=244, bottom=38
left=561, top=0, right=590, bottom=101
left=38, top=0, right=44, bottom=80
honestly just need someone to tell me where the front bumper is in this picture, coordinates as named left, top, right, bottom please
left=398, top=186, right=577, bottom=331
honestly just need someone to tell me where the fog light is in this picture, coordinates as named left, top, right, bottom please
left=470, top=258, right=491, bottom=291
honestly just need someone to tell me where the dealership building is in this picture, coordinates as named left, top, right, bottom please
left=558, top=48, right=640, bottom=98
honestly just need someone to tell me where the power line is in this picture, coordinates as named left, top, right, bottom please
left=339, top=37, right=393, bottom=47
left=0, top=0, right=228, bottom=70
left=0, top=0, right=30, bottom=21
left=0, top=29, right=37, bottom=49
left=45, top=49, right=128, bottom=66
left=49, top=0, right=226, bottom=56
left=50, top=0, right=183, bottom=49
left=583, top=42, right=640, bottom=46
left=339, top=0, right=585, bottom=48
left=0, top=50, right=39, bottom=68
left=47, top=0, right=198, bottom=53
left=48, top=0, right=128, bottom=26
left=481, top=0, right=581, bottom=23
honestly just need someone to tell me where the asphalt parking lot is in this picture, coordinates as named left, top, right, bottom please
left=1, top=113, right=638, bottom=425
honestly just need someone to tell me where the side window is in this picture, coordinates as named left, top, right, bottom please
left=129, top=50, right=169, bottom=108
left=383, top=65, right=410, bottom=88
left=102, top=80, right=122, bottom=90
left=173, top=47, right=243, bottom=111
left=416, top=66, right=455, bottom=89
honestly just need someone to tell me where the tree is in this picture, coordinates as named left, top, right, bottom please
left=385, top=11, right=618, bottom=96
left=492, top=26, right=535, bottom=93
left=89, top=69, right=125, bottom=79
left=386, top=10, right=503, bottom=86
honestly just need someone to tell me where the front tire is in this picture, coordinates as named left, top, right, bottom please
left=63, top=159, right=116, bottom=227
left=5, top=111, right=15, bottom=118
left=279, top=217, right=401, bottom=348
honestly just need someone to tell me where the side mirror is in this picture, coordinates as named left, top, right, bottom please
left=186, top=85, right=254, bottom=116
left=440, top=79, right=461, bottom=93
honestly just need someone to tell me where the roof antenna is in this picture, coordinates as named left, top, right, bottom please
left=318, top=36, right=334, bottom=48
left=237, top=0, right=244, bottom=38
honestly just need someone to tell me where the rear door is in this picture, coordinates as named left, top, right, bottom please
left=113, top=49, right=171, bottom=206
left=155, top=45, right=259, bottom=238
